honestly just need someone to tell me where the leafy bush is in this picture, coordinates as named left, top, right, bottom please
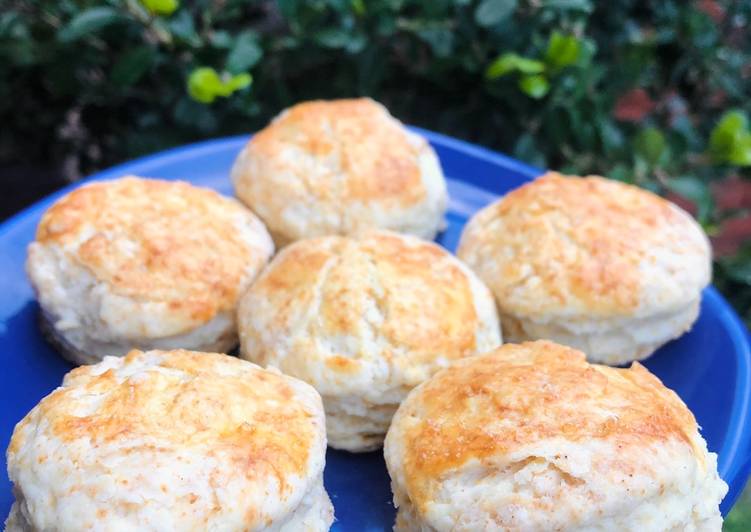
left=1, top=0, right=750, bottom=324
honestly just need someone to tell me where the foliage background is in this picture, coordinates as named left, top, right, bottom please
left=2, top=2, right=750, bottom=328
left=2, top=6, right=751, bottom=321
left=3, top=2, right=750, bottom=319
left=1, top=0, right=751, bottom=523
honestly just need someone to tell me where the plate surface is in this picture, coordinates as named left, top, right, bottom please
left=1, top=130, right=750, bottom=530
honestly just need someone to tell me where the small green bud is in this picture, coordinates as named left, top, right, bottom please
left=633, top=127, right=667, bottom=166
left=709, top=110, right=751, bottom=166
left=141, top=0, right=179, bottom=16
left=518, top=74, right=550, bottom=99
left=485, top=53, right=545, bottom=79
left=545, top=31, right=581, bottom=70
left=187, top=67, right=252, bottom=104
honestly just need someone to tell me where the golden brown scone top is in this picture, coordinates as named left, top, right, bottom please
left=397, top=340, right=702, bottom=509
left=9, top=349, right=319, bottom=488
left=458, top=172, right=711, bottom=318
left=246, top=98, right=427, bottom=205
left=249, top=230, right=480, bottom=373
left=35, top=177, right=269, bottom=324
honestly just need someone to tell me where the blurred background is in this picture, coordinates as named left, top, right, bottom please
left=0, top=0, right=750, bottom=526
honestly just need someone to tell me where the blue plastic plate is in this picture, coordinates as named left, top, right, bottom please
left=1, top=130, right=750, bottom=529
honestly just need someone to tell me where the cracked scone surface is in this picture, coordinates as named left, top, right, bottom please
left=457, top=172, right=711, bottom=364
left=231, top=98, right=447, bottom=245
left=238, top=230, right=501, bottom=451
left=26, top=176, right=274, bottom=363
left=5, top=349, right=333, bottom=532
left=384, top=341, right=727, bottom=532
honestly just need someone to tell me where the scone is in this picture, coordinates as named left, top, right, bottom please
left=457, top=172, right=711, bottom=364
left=6, top=349, right=333, bottom=532
left=384, top=340, right=727, bottom=532
left=26, top=176, right=274, bottom=364
left=237, top=230, right=501, bottom=452
left=231, top=98, right=447, bottom=245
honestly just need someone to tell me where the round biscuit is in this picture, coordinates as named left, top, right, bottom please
left=238, top=229, right=501, bottom=451
left=384, top=340, right=727, bottom=531
left=6, top=349, right=333, bottom=531
left=26, top=176, right=274, bottom=362
left=457, top=172, right=711, bottom=363
left=231, top=98, right=447, bottom=245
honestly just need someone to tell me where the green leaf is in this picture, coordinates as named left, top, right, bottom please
left=351, top=0, right=366, bottom=15
left=712, top=113, right=751, bottom=164
left=726, top=261, right=751, bottom=285
left=345, top=33, right=367, bottom=53
left=0, top=40, right=35, bottom=66
left=140, top=0, right=179, bottom=16
left=111, top=46, right=156, bottom=86
left=314, top=28, right=351, bottom=48
left=485, top=53, right=544, bottom=79
left=0, top=14, right=36, bottom=65
left=513, top=133, right=546, bottom=168
left=545, top=31, right=580, bottom=70
left=173, top=97, right=218, bottom=132
left=211, top=31, right=233, bottom=49
left=713, top=110, right=747, bottom=139
left=539, top=0, right=593, bottom=11
left=168, top=10, right=199, bottom=46
left=608, top=163, right=631, bottom=183
left=576, top=37, right=597, bottom=66
left=671, top=115, right=702, bottom=151
left=227, top=32, right=262, bottom=73
left=187, top=68, right=223, bottom=103
left=376, top=15, right=397, bottom=37
left=727, top=135, right=751, bottom=166
left=633, top=126, right=666, bottom=166
left=325, top=0, right=350, bottom=10
left=418, top=28, right=454, bottom=58
left=598, top=119, right=625, bottom=155
left=518, top=74, right=550, bottom=98
left=475, top=0, right=518, bottom=27
left=721, top=247, right=751, bottom=285
left=222, top=73, right=252, bottom=94
left=710, top=110, right=751, bottom=166
left=665, top=176, right=712, bottom=222
left=0, top=12, right=28, bottom=39
left=277, top=0, right=299, bottom=20
left=187, top=67, right=251, bottom=104
left=57, top=7, right=122, bottom=43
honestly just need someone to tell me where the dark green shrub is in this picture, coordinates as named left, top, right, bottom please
left=1, top=0, right=750, bottom=323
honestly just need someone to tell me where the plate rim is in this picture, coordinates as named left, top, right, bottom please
left=1, top=129, right=750, bottom=512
